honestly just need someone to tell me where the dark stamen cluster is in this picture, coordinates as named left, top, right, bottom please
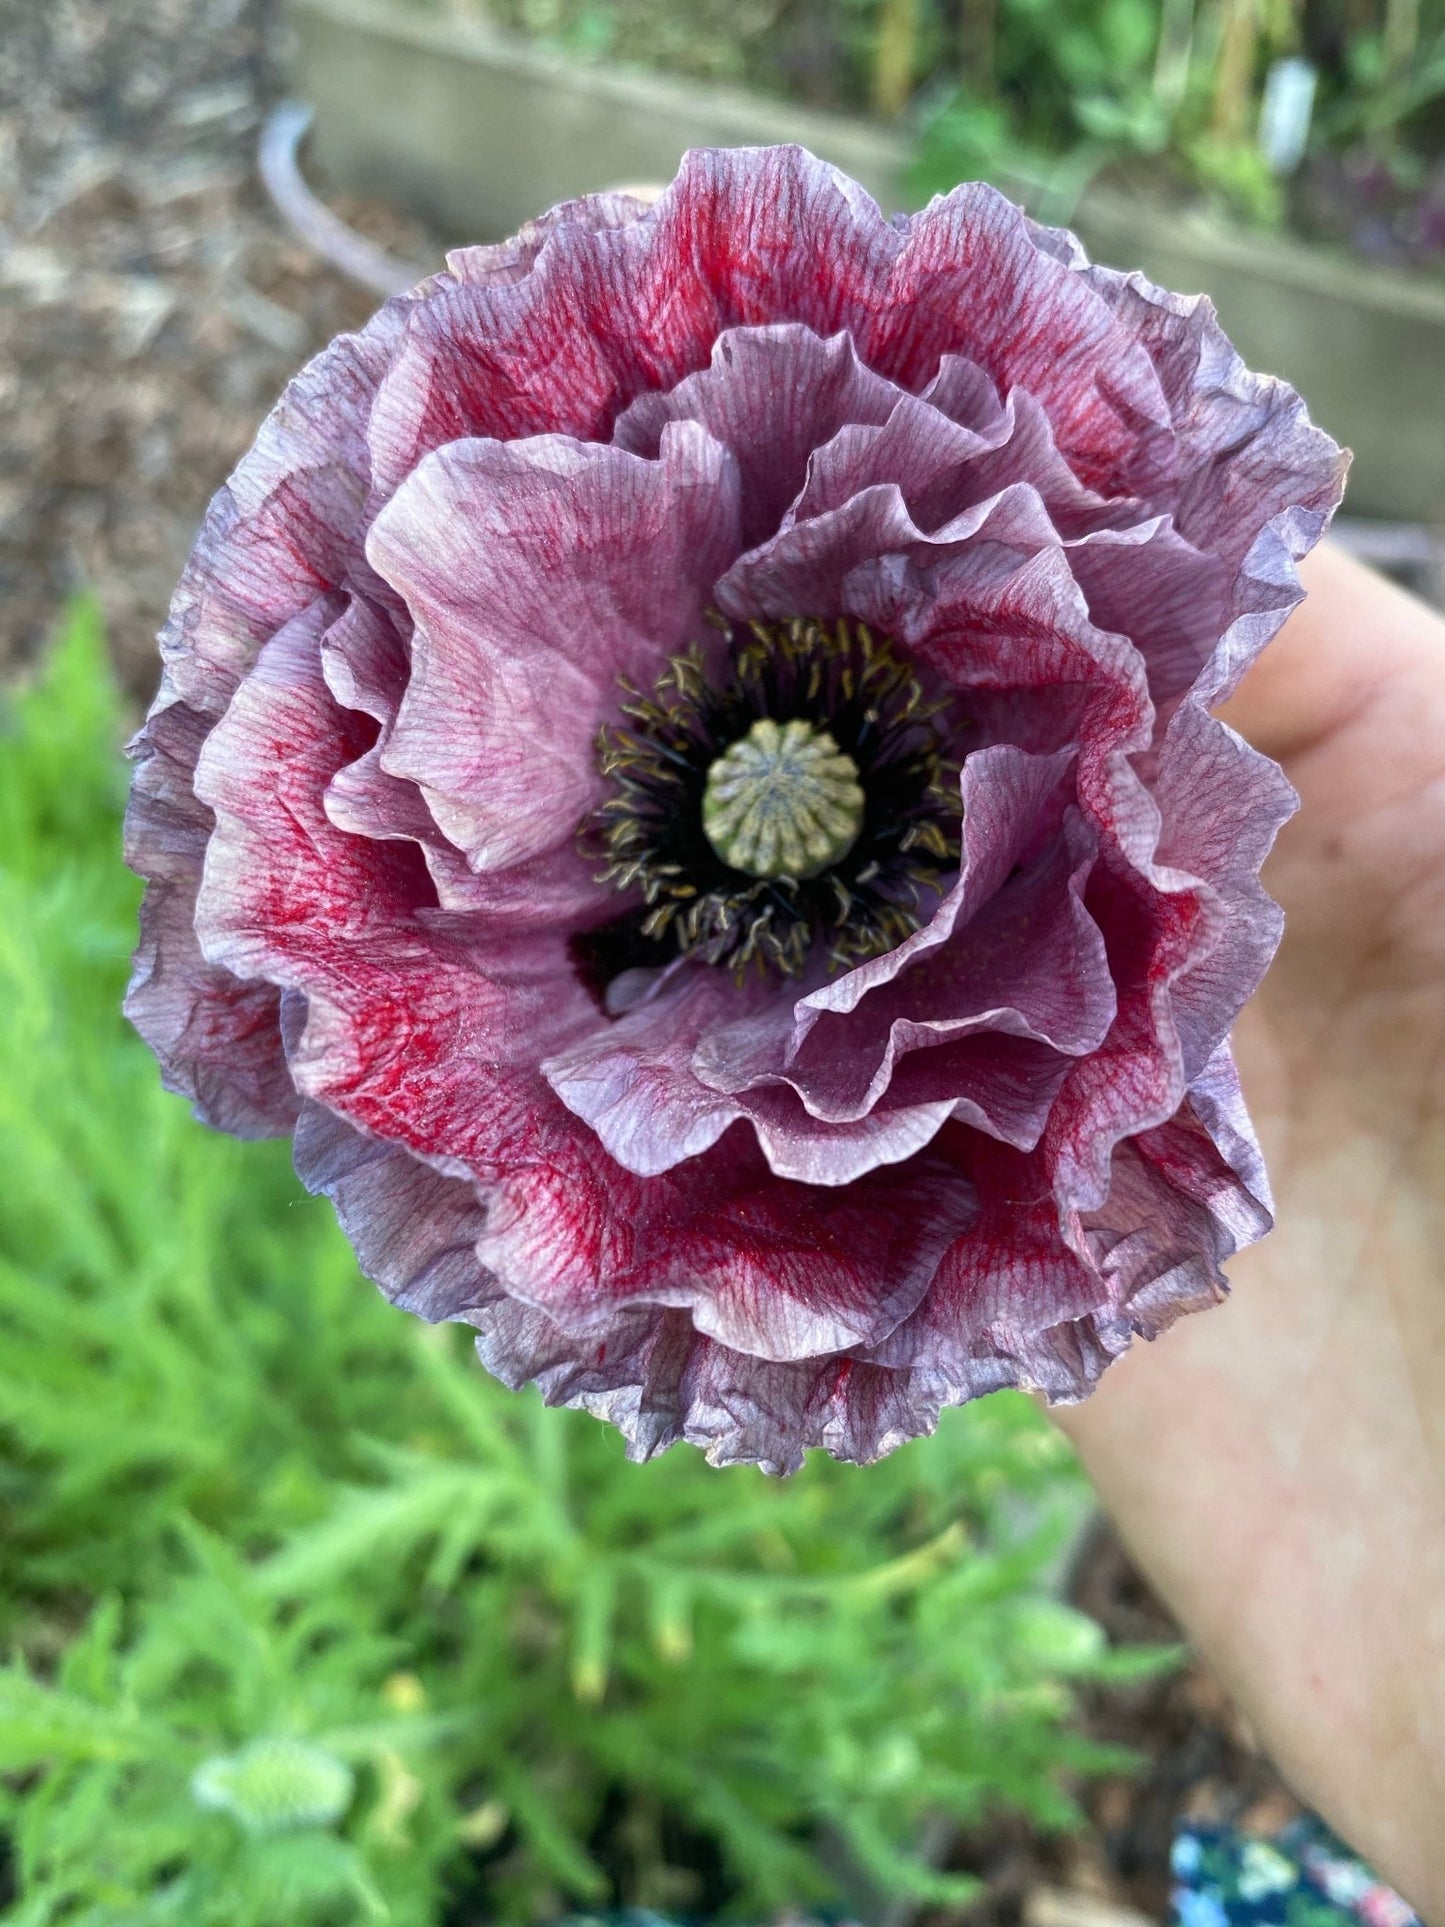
left=580, top=615, right=965, bottom=984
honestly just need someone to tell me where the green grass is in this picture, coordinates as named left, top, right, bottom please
left=0, top=603, right=1170, bottom=1925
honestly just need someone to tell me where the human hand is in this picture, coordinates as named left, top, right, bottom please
left=1055, top=543, right=1445, bottom=1917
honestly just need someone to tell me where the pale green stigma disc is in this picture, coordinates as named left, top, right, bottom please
left=702, top=717, right=865, bottom=880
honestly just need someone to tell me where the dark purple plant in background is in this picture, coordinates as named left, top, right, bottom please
left=127, top=146, right=1346, bottom=1472
left=1296, top=144, right=1445, bottom=265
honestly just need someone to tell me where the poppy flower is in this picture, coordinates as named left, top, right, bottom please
left=126, top=146, right=1347, bottom=1471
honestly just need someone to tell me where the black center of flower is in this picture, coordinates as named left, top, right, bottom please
left=578, top=616, right=965, bottom=985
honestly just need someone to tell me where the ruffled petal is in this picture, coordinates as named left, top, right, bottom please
left=125, top=241, right=580, bottom=1129
left=293, top=1100, right=497, bottom=1323
left=475, top=1296, right=965, bottom=1474
left=473, top=1122, right=975, bottom=1363
left=541, top=966, right=771, bottom=1176
left=612, top=324, right=903, bottom=546
left=1018, top=232, right=1349, bottom=703
left=721, top=491, right=1155, bottom=774
left=1064, top=518, right=1230, bottom=711
left=791, top=383, right=1133, bottom=540
left=541, top=961, right=964, bottom=1183
left=864, top=184, right=1174, bottom=498
left=719, top=474, right=1068, bottom=626
left=1033, top=827, right=1217, bottom=1218
left=783, top=809, right=1114, bottom=1123
left=124, top=297, right=419, bottom=1127
left=370, top=424, right=742, bottom=870
left=859, top=1135, right=1121, bottom=1397
left=1148, top=702, right=1296, bottom=1080
left=124, top=693, right=300, bottom=1137
left=799, top=743, right=1076, bottom=1020
left=191, top=604, right=598, bottom=1177
left=1077, top=1052, right=1272, bottom=1331
left=366, top=146, right=901, bottom=497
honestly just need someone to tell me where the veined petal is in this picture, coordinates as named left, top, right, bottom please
left=370, top=425, right=742, bottom=870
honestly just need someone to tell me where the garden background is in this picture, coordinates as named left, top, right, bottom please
left=2, top=1, right=1441, bottom=1921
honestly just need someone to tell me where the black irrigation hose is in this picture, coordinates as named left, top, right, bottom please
left=258, top=100, right=427, bottom=298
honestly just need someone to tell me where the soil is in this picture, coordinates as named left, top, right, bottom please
left=0, top=0, right=442, bottom=709
left=0, top=3, right=1321, bottom=1920
left=967, top=1516, right=1307, bottom=1927
left=849, top=1514, right=1311, bottom=1927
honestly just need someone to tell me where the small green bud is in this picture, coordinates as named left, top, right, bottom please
left=192, top=1736, right=355, bottom=1834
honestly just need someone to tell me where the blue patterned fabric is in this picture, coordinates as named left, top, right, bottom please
left=562, top=1816, right=1422, bottom=1927
left=1171, top=1819, right=1421, bottom=1927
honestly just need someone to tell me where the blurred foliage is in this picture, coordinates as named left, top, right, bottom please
left=433, top=0, right=1445, bottom=241
left=0, top=602, right=1177, bottom=1923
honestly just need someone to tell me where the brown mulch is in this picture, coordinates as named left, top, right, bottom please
left=933, top=1516, right=1305, bottom=1927
left=2, top=3, right=1310, bottom=1919
left=0, top=0, right=444, bottom=708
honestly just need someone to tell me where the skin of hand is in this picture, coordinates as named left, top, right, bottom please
left=1054, top=543, right=1445, bottom=1917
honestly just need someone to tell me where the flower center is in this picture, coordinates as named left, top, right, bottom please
left=702, top=717, right=865, bottom=880
left=580, top=615, right=965, bottom=985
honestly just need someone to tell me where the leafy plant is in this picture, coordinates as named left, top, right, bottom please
left=431, top=0, right=1445, bottom=243
left=0, top=603, right=1171, bottom=1924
